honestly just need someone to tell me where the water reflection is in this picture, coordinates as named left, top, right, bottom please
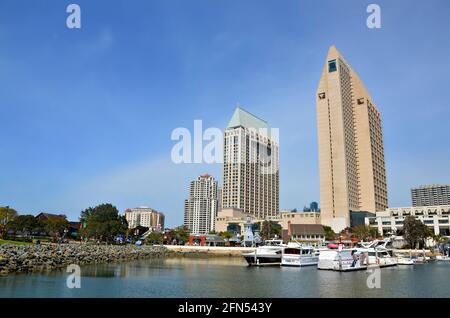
left=1, top=257, right=450, bottom=298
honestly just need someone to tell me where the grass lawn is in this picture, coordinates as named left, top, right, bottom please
left=0, top=239, right=32, bottom=245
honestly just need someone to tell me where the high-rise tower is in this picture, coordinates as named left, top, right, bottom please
left=316, top=46, right=388, bottom=232
left=222, top=106, right=279, bottom=219
left=184, top=174, right=218, bottom=234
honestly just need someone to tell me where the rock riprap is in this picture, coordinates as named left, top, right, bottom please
left=0, top=244, right=168, bottom=275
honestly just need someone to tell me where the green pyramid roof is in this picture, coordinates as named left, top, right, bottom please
left=227, top=106, right=269, bottom=130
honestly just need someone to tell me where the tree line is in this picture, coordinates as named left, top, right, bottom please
left=0, top=206, right=69, bottom=242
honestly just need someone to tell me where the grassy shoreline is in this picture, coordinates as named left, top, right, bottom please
left=0, top=239, right=32, bottom=246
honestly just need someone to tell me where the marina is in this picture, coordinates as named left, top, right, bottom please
left=240, top=238, right=448, bottom=272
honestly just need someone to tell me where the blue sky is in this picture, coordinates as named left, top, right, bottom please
left=1, top=0, right=449, bottom=227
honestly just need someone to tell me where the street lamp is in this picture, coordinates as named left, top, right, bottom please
left=5, top=206, right=10, bottom=223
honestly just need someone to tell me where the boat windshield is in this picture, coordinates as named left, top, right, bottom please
left=284, top=248, right=300, bottom=255
left=265, top=240, right=283, bottom=246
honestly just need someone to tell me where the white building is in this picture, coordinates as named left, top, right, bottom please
left=411, top=184, right=450, bottom=207
left=222, top=106, right=279, bottom=219
left=124, top=206, right=165, bottom=232
left=184, top=174, right=219, bottom=234
left=365, top=205, right=450, bottom=236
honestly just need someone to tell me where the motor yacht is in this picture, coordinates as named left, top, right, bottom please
left=281, top=243, right=320, bottom=267
left=318, top=244, right=397, bottom=271
left=317, top=248, right=368, bottom=271
left=242, top=239, right=286, bottom=266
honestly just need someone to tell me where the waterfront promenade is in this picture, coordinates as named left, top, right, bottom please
left=164, top=245, right=255, bottom=256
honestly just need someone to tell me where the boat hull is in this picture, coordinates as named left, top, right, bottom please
left=243, top=254, right=281, bottom=266
left=281, top=255, right=319, bottom=267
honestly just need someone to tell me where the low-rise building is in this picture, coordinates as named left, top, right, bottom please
left=281, top=223, right=326, bottom=244
left=35, top=212, right=67, bottom=223
left=215, top=208, right=259, bottom=235
left=124, top=206, right=165, bottom=232
left=278, top=210, right=321, bottom=229
left=365, top=205, right=450, bottom=236
left=215, top=208, right=321, bottom=236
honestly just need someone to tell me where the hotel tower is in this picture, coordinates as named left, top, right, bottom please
left=316, top=46, right=388, bottom=232
left=222, top=106, right=279, bottom=219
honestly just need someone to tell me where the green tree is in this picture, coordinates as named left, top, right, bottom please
left=171, top=226, right=190, bottom=244
left=80, top=203, right=128, bottom=243
left=218, top=231, right=232, bottom=240
left=0, top=206, right=18, bottom=239
left=43, top=216, right=70, bottom=242
left=351, top=225, right=372, bottom=241
left=146, top=232, right=163, bottom=244
left=323, top=225, right=336, bottom=241
left=260, top=221, right=281, bottom=241
left=403, top=216, right=432, bottom=249
left=8, top=215, right=41, bottom=237
left=369, top=227, right=379, bottom=239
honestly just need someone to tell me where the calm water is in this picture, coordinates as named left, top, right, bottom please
left=1, top=256, right=450, bottom=298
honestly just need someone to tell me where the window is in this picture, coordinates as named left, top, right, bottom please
left=318, top=92, right=326, bottom=100
left=328, top=59, right=337, bottom=72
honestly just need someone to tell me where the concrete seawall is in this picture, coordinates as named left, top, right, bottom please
left=164, top=245, right=255, bottom=256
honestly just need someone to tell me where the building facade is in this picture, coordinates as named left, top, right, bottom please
left=124, top=207, right=165, bottom=232
left=411, top=184, right=450, bottom=207
left=316, top=45, right=388, bottom=232
left=365, top=205, right=450, bottom=236
left=215, top=208, right=321, bottom=236
left=222, top=106, right=279, bottom=219
left=184, top=174, right=219, bottom=235
left=281, top=224, right=325, bottom=245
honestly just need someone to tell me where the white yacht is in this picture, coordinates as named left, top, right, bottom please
left=318, top=244, right=397, bottom=271
left=318, top=248, right=369, bottom=271
left=242, top=239, right=286, bottom=266
left=281, top=243, right=320, bottom=267
left=366, top=248, right=397, bottom=267
left=357, top=239, right=398, bottom=267
left=394, top=251, right=414, bottom=265
left=436, top=255, right=450, bottom=262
